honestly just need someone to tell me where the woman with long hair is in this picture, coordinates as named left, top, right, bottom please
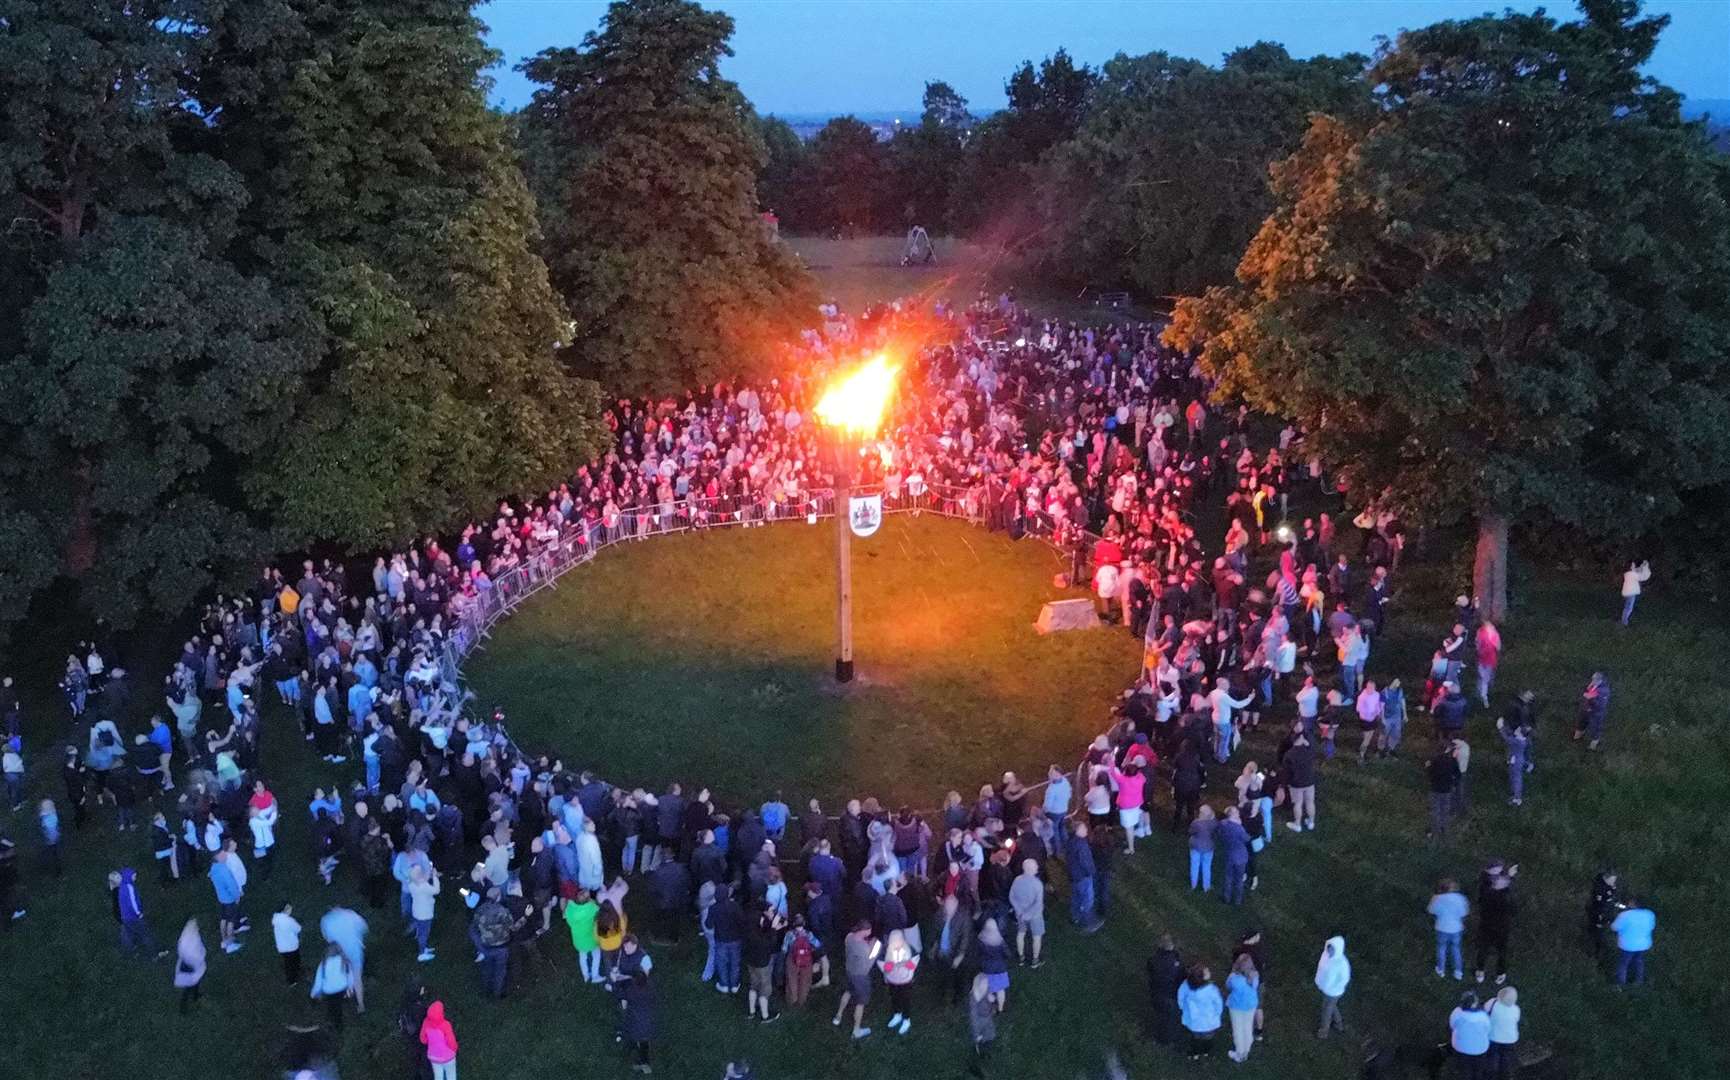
left=1177, top=963, right=1224, bottom=1061
left=310, top=941, right=354, bottom=1032
left=1225, top=952, right=1260, bottom=1062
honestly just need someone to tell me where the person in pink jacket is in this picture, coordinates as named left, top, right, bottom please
left=419, top=999, right=459, bottom=1079
left=1109, top=762, right=1149, bottom=854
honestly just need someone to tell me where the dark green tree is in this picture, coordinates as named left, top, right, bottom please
left=202, top=0, right=607, bottom=549
left=0, top=0, right=319, bottom=626
left=1166, top=0, right=1730, bottom=619
left=951, top=48, right=1098, bottom=238
left=754, top=113, right=808, bottom=224
left=1036, top=43, right=1368, bottom=299
left=799, top=115, right=889, bottom=234
left=519, top=0, right=816, bottom=396
left=920, top=80, right=972, bottom=133
left=881, top=81, right=971, bottom=231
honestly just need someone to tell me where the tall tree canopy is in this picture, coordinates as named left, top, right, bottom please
left=1166, top=0, right=1730, bottom=618
left=0, top=0, right=606, bottom=629
left=520, top=0, right=815, bottom=396
left=753, top=112, right=807, bottom=222
left=1036, top=43, right=1368, bottom=300
left=205, top=0, right=606, bottom=549
left=950, top=48, right=1098, bottom=239
left=0, top=1, right=319, bottom=622
left=879, top=82, right=972, bottom=232
left=798, top=115, right=890, bottom=235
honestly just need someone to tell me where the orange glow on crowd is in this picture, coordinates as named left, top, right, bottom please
left=814, top=354, right=899, bottom=440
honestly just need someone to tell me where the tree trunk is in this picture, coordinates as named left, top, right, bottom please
left=1473, top=513, right=1510, bottom=622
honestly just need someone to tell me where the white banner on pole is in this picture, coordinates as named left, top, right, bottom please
left=848, top=494, right=883, bottom=538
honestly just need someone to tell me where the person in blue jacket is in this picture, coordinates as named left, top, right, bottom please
left=1177, top=963, right=1224, bottom=1060
left=109, top=867, right=164, bottom=958
left=1216, top=807, right=1253, bottom=905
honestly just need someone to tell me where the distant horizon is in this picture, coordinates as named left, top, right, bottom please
left=760, top=98, right=1730, bottom=124
left=481, top=1, right=1730, bottom=115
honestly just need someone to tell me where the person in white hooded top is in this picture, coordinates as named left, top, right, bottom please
left=1314, top=935, right=1351, bottom=1039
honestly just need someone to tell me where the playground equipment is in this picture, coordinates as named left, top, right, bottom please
left=900, top=225, right=935, bottom=266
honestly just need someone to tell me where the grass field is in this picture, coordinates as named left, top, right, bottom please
left=786, top=234, right=1160, bottom=323
left=465, top=516, right=1140, bottom=809
left=2, top=512, right=1725, bottom=1080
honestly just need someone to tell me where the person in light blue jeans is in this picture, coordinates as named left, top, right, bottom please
left=1188, top=806, right=1216, bottom=892
left=1427, top=878, right=1469, bottom=979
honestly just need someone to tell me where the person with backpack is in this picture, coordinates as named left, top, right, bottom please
left=783, top=914, right=821, bottom=1007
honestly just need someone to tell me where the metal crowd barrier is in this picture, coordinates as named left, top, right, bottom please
left=436, top=484, right=1100, bottom=692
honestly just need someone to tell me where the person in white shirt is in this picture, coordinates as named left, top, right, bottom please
left=1093, top=562, right=1121, bottom=622
left=1487, top=986, right=1521, bottom=1075
left=249, top=803, right=277, bottom=878
left=1619, top=560, right=1651, bottom=625
left=273, top=903, right=303, bottom=986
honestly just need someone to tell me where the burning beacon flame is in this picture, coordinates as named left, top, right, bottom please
left=814, top=355, right=898, bottom=439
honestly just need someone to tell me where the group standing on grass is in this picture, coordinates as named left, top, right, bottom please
left=0, top=293, right=1664, bottom=1078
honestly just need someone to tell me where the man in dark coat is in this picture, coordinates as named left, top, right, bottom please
left=646, top=857, right=691, bottom=944
left=1146, top=934, right=1184, bottom=1044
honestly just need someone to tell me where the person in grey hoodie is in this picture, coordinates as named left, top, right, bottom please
left=1314, top=934, right=1351, bottom=1038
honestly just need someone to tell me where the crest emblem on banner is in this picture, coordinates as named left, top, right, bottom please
left=849, top=494, right=883, bottom=538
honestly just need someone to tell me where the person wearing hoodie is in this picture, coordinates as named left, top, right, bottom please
left=109, top=868, right=162, bottom=958
left=419, top=999, right=459, bottom=1080
left=1177, top=963, right=1224, bottom=1060
left=1314, top=935, right=1351, bottom=1039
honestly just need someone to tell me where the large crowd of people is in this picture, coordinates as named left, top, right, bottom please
left=0, top=292, right=1658, bottom=1079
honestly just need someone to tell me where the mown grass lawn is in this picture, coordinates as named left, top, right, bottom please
left=3, top=514, right=1723, bottom=1080
left=786, top=234, right=1161, bottom=323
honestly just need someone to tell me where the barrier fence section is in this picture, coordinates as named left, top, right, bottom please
left=436, top=483, right=1103, bottom=689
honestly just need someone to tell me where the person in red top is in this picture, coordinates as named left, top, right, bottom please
left=1474, top=621, right=1502, bottom=709
left=419, top=999, right=459, bottom=1079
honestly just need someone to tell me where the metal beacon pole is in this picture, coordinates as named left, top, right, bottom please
left=814, top=355, right=898, bottom=684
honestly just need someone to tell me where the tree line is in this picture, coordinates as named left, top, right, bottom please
left=0, top=1, right=612, bottom=634
left=1, top=0, right=1724, bottom=631
left=738, top=0, right=1730, bottom=616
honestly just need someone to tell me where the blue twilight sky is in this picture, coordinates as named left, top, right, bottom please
left=480, top=0, right=1730, bottom=116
